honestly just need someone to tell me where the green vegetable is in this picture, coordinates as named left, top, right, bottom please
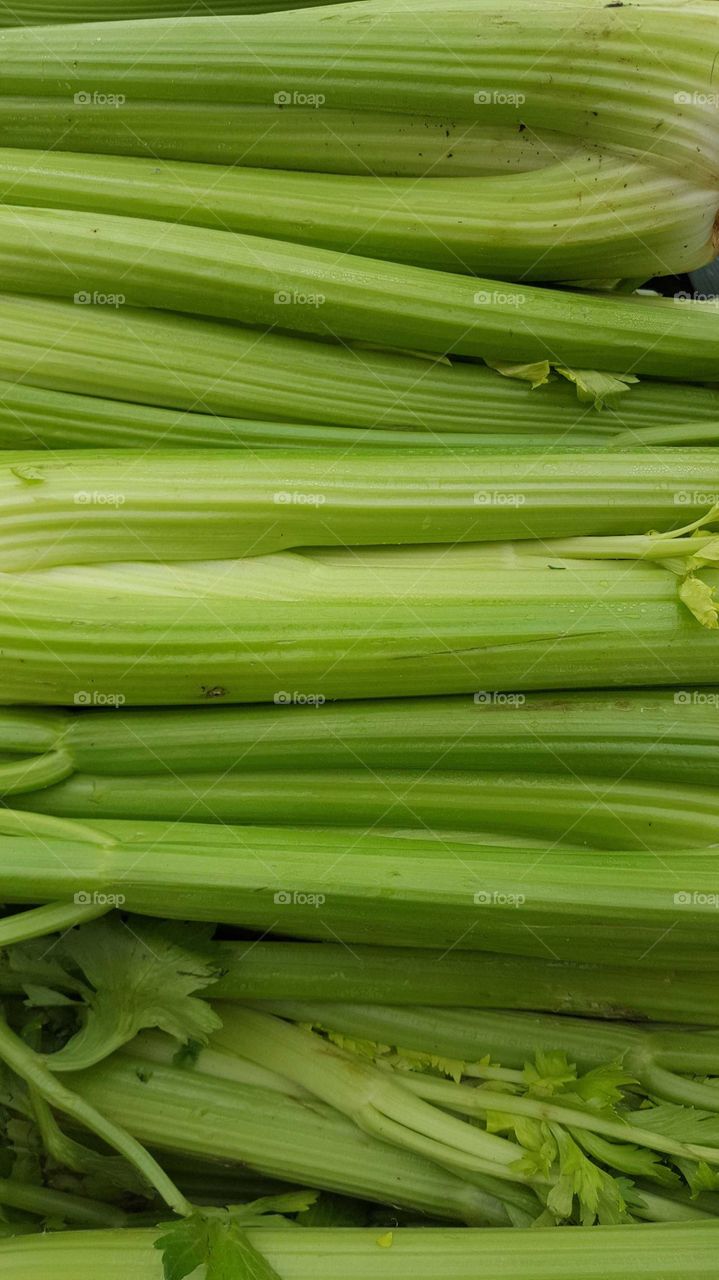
left=0, top=813, right=714, bottom=966
left=0, top=147, right=713, bottom=280
left=0, top=1, right=715, bottom=181
left=1, top=293, right=718, bottom=439
left=2, top=1221, right=719, bottom=1280
left=1, top=447, right=717, bottom=571
left=0, top=0, right=343, bottom=22
left=0, top=690, right=715, bottom=790
left=1, top=206, right=718, bottom=377
left=0, top=542, right=716, bottom=705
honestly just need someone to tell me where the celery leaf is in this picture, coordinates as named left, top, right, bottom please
left=555, top=367, right=639, bottom=409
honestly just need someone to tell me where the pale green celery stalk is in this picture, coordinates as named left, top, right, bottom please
left=0, top=293, right=717, bottom=436
left=0, top=1179, right=126, bottom=1228
left=0, top=1010, right=190, bottom=1216
left=2, top=447, right=718, bottom=571
left=4, top=1222, right=719, bottom=1280
left=0, top=101, right=574, bottom=176
left=0, top=379, right=522, bottom=452
left=14, top=768, right=719, bottom=851
left=2, top=208, right=719, bottom=378
left=0, top=148, right=713, bottom=281
left=209, top=1007, right=529, bottom=1183
left=3, top=691, right=713, bottom=787
left=0, top=900, right=111, bottom=945
left=0, top=812, right=716, bottom=967
left=612, top=423, right=719, bottom=447
left=0, top=0, right=341, bottom=22
left=0, top=2, right=715, bottom=180
left=205, top=942, right=719, bottom=1024
left=210, top=1007, right=719, bottom=1174
left=264, top=1005, right=719, bottom=1112
left=0, top=545, right=717, bottom=704
left=69, top=1052, right=512, bottom=1224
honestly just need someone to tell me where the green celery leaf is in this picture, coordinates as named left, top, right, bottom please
left=157, top=1210, right=285, bottom=1280
left=555, top=367, right=639, bottom=408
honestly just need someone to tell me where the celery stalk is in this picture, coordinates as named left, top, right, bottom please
left=0, top=102, right=573, bottom=175
left=2, top=1222, right=719, bottom=1280
left=1, top=447, right=717, bottom=571
left=0, top=293, right=717, bottom=436
left=68, top=1053, right=506, bottom=1225
left=1, top=206, right=718, bottom=377
left=206, top=942, right=719, bottom=1023
left=0, top=2, right=715, bottom=180
left=0, top=813, right=715, bottom=966
left=0, top=545, right=716, bottom=704
left=0, top=0, right=343, bottom=21
left=4, top=691, right=710, bottom=786
left=14, top=768, right=719, bottom=851
left=0, top=147, right=713, bottom=281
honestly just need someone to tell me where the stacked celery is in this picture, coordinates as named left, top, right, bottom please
left=0, top=2, right=717, bottom=1277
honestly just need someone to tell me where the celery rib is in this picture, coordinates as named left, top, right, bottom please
left=0, top=447, right=717, bottom=571
left=0, top=3, right=715, bottom=180
left=1, top=206, right=718, bottom=377
left=0, top=816, right=715, bottom=966
left=0, top=148, right=713, bottom=281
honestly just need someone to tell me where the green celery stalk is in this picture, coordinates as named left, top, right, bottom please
left=0, top=545, right=716, bottom=704
left=68, top=1053, right=508, bottom=1225
left=0, top=2, right=715, bottom=180
left=0, top=148, right=713, bottom=280
left=0, top=293, right=717, bottom=435
left=0, top=103, right=573, bottom=175
left=1, top=447, right=717, bottom=571
left=0, top=813, right=716, bottom=966
left=0, top=0, right=345, bottom=21
left=206, top=941, right=719, bottom=1023
left=3, top=691, right=711, bottom=785
left=1, top=206, right=718, bottom=377
left=1, top=691, right=715, bottom=788
left=263, top=1004, right=719, bottom=1110
left=2, top=1222, right=719, bottom=1280
left=13, top=768, right=719, bottom=851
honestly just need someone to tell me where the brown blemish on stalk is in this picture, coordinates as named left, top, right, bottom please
left=712, top=207, right=719, bottom=254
